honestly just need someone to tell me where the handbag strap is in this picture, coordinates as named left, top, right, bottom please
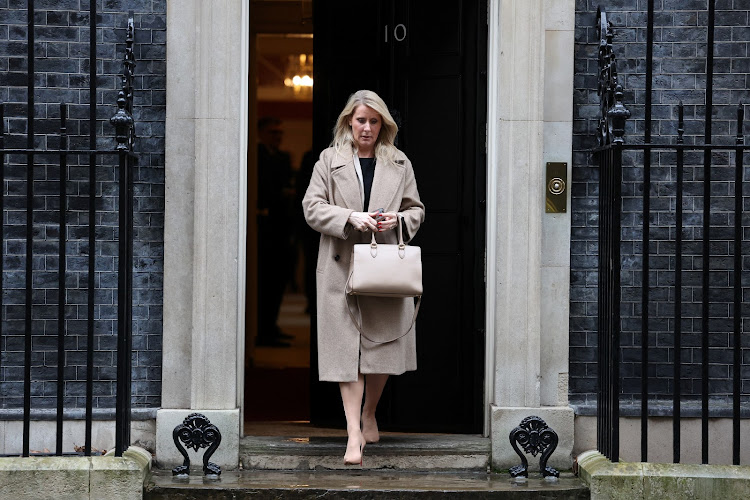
left=345, top=293, right=422, bottom=344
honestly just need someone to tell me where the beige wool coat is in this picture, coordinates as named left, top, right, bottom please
left=302, top=146, right=425, bottom=382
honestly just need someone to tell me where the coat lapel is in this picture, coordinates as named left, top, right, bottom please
left=367, top=158, right=404, bottom=212
left=331, top=152, right=362, bottom=211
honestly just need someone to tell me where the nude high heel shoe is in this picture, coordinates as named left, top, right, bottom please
left=343, top=433, right=365, bottom=466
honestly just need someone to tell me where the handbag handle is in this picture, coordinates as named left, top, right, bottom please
left=346, top=295, right=422, bottom=344
left=369, top=215, right=407, bottom=258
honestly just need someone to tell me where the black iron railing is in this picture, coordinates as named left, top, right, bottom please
left=595, top=7, right=628, bottom=463
left=0, top=3, right=135, bottom=457
left=595, top=4, right=748, bottom=465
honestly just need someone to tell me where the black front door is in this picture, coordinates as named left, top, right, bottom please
left=312, top=0, right=487, bottom=433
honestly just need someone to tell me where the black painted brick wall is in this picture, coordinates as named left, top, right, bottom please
left=572, top=0, right=750, bottom=414
left=0, top=0, right=165, bottom=410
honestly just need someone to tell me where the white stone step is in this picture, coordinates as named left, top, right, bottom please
left=240, top=434, right=491, bottom=471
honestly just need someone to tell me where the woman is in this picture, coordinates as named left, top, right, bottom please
left=302, top=90, right=425, bottom=465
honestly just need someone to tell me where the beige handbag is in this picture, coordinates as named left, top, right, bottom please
left=345, top=217, right=422, bottom=344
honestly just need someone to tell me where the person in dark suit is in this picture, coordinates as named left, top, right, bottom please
left=257, top=117, right=295, bottom=347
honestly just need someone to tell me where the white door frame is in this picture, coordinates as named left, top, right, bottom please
left=237, top=0, right=250, bottom=430
left=236, top=0, right=499, bottom=438
left=484, top=0, right=501, bottom=437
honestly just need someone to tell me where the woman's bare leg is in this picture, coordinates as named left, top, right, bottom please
left=362, top=374, right=389, bottom=443
left=339, top=374, right=365, bottom=464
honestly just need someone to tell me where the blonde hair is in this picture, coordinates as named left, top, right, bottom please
left=331, top=90, right=400, bottom=164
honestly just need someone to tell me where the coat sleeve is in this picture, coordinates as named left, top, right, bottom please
left=302, top=151, right=354, bottom=240
left=397, top=157, right=425, bottom=243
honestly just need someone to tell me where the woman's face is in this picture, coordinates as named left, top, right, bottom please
left=349, top=104, right=382, bottom=155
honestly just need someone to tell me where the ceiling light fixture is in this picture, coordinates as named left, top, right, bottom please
left=284, top=54, right=313, bottom=91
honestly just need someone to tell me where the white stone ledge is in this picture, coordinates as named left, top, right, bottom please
left=574, top=415, right=750, bottom=465
left=578, top=450, right=750, bottom=499
left=0, top=420, right=155, bottom=456
left=0, top=445, right=151, bottom=500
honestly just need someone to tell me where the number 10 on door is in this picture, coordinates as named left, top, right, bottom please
left=385, top=24, right=407, bottom=42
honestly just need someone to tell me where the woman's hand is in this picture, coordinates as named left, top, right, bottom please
left=375, top=212, right=398, bottom=232
left=348, top=211, right=379, bottom=232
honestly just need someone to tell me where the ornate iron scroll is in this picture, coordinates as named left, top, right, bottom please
left=509, top=416, right=559, bottom=478
left=596, top=6, right=630, bottom=147
left=110, top=13, right=136, bottom=151
left=172, top=413, right=222, bottom=476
